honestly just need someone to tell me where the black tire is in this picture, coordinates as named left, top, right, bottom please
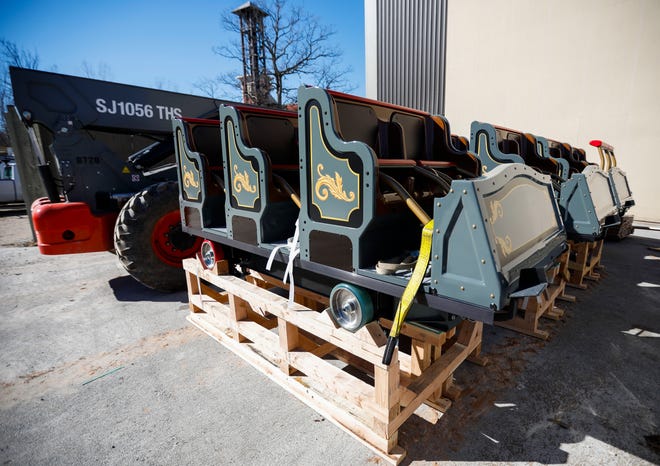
left=114, top=181, right=200, bottom=292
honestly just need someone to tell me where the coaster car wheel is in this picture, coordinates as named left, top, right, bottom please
left=199, top=240, right=224, bottom=270
left=328, top=283, right=374, bottom=332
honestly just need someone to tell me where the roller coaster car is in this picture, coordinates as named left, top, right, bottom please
left=546, top=138, right=633, bottom=218
left=469, top=122, right=619, bottom=241
left=589, top=140, right=634, bottom=215
left=175, top=88, right=566, bottom=336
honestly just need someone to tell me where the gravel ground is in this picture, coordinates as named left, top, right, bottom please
left=0, top=212, right=658, bottom=465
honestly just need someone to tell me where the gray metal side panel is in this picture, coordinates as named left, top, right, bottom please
left=371, top=0, right=447, bottom=114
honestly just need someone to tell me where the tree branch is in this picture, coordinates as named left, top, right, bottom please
left=212, top=0, right=355, bottom=106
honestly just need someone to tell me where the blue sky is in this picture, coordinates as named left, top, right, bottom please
left=1, top=0, right=366, bottom=99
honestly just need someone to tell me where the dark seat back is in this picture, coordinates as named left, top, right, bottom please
left=331, top=92, right=428, bottom=161
left=498, top=138, right=520, bottom=155
left=190, top=124, right=222, bottom=166
left=494, top=127, right=559, bottom=176
left=428, top=115, right=481, bottom=176
left=241, top=110, right=298, bottom=167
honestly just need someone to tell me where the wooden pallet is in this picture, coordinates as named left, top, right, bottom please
left=495, top=251, right=569, bottom=339
left=555, top=247, right=576, bottom=303
left=567, top=239, right=604, bottom=289
left=606, top=215, right=635, bottom=240
left=182, top=258, right=484, bottom=464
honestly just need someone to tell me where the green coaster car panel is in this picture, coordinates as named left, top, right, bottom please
left=468, top=122, right=524, bottom=173
left=534, top=136, right=570, bottom=181
left=174, top=117, right=226, bottom=229
left=469, top=121, right=618, bottom=240
left=608, top=166, right=634, bottom=214
left=430, top=163, right=566, bottom=312
left=219, top=105, right=300, bottom=245
left=559, top=164, right=620, bottom=239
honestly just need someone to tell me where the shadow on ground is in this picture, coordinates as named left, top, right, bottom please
left=109, top=275, right=188, bottom=303
left=399, top=236, right=660, bottom=465
left=0, top=203, right=27, bottom=217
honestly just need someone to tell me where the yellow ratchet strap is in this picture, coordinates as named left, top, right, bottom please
left=382, top=219, right=435, bottom=365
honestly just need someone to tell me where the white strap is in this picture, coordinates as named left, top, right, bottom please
left=266, top=220, right=300, bottom=308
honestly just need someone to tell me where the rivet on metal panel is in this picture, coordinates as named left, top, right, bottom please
left=434, top=254, right=439, bottom=260
left=433, top=279, right=438, bottom=284
left=490, top=293, right=495, bottom=299
left=460, top=286, right=465, bottom=291
left=462, top=189, right=467, bottom=194
left=472, top=224, right=477, bottom=229
left=481, top=259, right=486, bottom=264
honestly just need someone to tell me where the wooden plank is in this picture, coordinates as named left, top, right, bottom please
left=188, top=293, right=204, bottom=314
left=388, top=342, right=469, bottom=436
left=200, top=283, right=229, bottom=304
left=557, top=292, right=577, bottom=302
left=211, top=260, right=229, bottom=275
left=496, top=270, right=566, bottom=338
left=308, top=341, right=336, bottom=358
left=331, top=347, right=376, bottom=377
left=278, top=317, right=300, bottom=374
left=288, top=351, right=384, bottom=426
left=410, top=340, right=431, bottom=377
left=247, top=270, right=330, bottom=307
left=185, top=270, right=201, bottom=313
left=411, top=403, right=442, bottom=424
left=237, top=321, right=281, bottom=364
left=496, top=318, right=550, bottom=340
left=374, top=350, right=400, bottom=449
left=228, top=294, right=249, bottom=342
left=202, top=300, right=275, bottom=331
left=204, top=300, right=231, bottom=325
left=378, top=318, right=447, bottom=346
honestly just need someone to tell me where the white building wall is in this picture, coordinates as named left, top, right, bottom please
left=445, top=0, right=660, bottom=222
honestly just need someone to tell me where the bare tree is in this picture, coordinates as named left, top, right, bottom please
left=1, top=39, right=41, bottom=146
left=312, top=55, right=356, bottom=93
left=214, top=0, right=354, bottom=106
left=81, top=60, right=113, bottom=81
left=153, top=78, right=179, bottom=93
